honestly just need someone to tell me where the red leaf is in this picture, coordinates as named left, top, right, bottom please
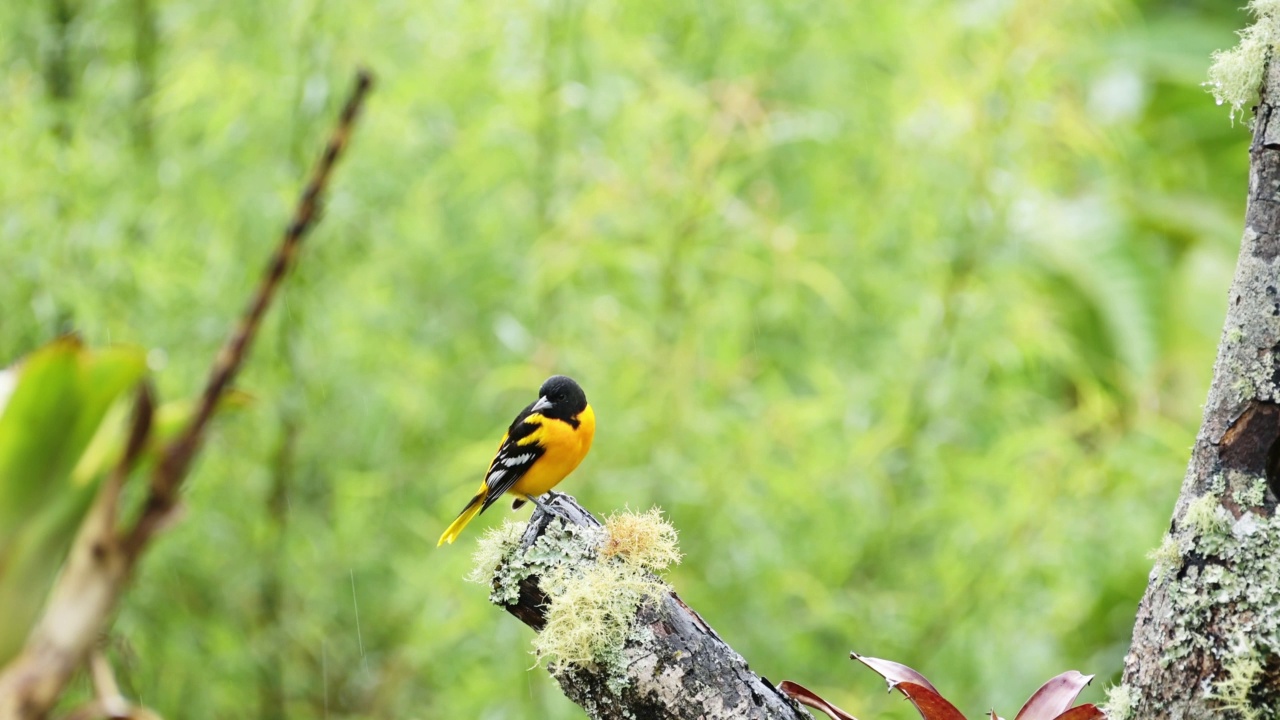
left=778, top=680, right=860, bottom=720
left=850, top=653, right=942, bottom=695
left=1051, top=704, right=1104, bottom=720
left=895, top=681, right=968, bottom=720
left=1014, top=672, right=1094, bottom=720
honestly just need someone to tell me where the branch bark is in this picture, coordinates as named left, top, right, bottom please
left=1120, top=57, right=1280, bottom=718
left=492, top=494, right=812, bottom=720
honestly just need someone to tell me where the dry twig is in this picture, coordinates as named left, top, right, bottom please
left=0, top=68, right=373, bottom=720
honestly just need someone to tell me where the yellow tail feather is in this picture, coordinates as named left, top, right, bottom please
left=437, top=487, right=488, bottom=546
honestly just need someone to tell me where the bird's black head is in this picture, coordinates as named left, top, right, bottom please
left=535, top=375, right=588, bottom=421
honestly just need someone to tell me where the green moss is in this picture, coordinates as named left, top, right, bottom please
left=1147, top=534, right=1182, bottom=584
left=1159, top=492, right=1235, bottom=572
left=1206, top=0, right=1280, bottom=125
left=1182, top=491, right=1223, bottom=543
left=1102, top=683, right=1137, bottom=720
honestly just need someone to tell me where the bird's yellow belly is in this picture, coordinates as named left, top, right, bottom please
left=509, top=406, right=595, bottom=498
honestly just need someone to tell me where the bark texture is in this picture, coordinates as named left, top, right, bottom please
left=493, top=494, right=812, bottom=720
left=1120, top=57, right=1280, bottom=719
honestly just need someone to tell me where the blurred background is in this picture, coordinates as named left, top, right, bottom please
left=0, top=0, right=1256, bottom=717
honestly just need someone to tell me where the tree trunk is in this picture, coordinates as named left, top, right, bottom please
left=491, top=495, right=812, bottom=720
left=1119, top=57, right=1280, bottom=720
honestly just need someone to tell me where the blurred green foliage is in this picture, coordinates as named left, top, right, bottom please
left=0, top=0, right=1255, bottom=717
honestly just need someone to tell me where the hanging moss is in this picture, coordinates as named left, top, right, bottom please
left=1207, top=0, right=1280, bottom=124
left=474, top=509, right=682, bottom=693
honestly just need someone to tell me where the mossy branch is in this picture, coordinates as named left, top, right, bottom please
left=130, top=68, right=373, bottom=553
left=477, top=493, right=811, bottom=720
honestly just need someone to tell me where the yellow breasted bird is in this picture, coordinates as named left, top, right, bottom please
left=437, top=375, right=595, bottom=546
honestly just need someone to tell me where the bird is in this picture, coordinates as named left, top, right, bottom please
left=437, top=375, right=595, bottom=546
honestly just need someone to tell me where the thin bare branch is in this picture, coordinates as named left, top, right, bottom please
left=128, top=68, right=374, bottom=551
left=87, top=652, right=127, bottom=718
left=0, top=67, right=374, bottom=720
left=102, top=383, right=154, bottom=529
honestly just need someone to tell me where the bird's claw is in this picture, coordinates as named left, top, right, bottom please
left=526, top=493, right=554, bottom=514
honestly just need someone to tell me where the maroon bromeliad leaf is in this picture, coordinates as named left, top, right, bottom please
left=851, top=654, right=964, bottom=720
left=894, top=682, right=968, bottom=720
left=1013, top=671, right=1094, bottom=720
left=1049, top=704, right=1104, bottom=720
left=778, top=680, right=860, bottom=720
left=845, top=651, right=1098, bottom=720
left=850, top=653, right=942, bottom=694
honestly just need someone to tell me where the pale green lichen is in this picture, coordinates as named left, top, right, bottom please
left=601, top=508, right=683, bottom=572
left=1234, top=478, right=1269, bottom=509
left=1102, top=683, right=1137, bottom=720
left=474, top=510, right=682, bottom=693
left=1209, top=633, right=1265, bottom=720
left=1206, top=0, right=1280, bottom=124
left=1177, top=497, right=1228, bottom=540
left=467, top=519, right=528, bottom=590
left=1158, top=507, right=1280, bottom=716
left=535, top=510, right=680, bottom=683
left=535, top=562, right=667, bottom=682
left=1147, top=534, right=1182, bottom=584
left=1211, top=473, right=1229, bottom=496
left=1238, top=355, right=1280, bottom=404
left=1232, top=376, right=1259, bottom=403
left=1146, top=494, right=1230, bottom=585
left=474, top=517, right=605, bottom=605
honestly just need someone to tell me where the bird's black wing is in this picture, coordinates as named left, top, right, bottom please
left=478, top=402, right=546, bottom=514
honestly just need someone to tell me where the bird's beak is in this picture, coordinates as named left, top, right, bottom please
left=530, top=396, right=552, bottom=413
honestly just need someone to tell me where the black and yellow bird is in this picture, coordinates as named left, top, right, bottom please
left=437, top=375, right=595, bottom=546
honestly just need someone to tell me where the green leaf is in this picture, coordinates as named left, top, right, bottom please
left=0, top=477, right=98, bottom=664
left=0, top=337, right=148, bottom=664
left=0, top=337, right=85, bottom=532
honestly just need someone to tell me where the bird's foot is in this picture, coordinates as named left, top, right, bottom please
left=526, top=493, right=555, bottom=514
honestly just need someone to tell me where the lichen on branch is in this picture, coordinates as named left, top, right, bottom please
left=1102, top=683, right=1137, bottom=720
left=1151, top=502, right=1280, bottom=712
left=1207, top=0, right=1280, bottom=124
left=471, top=507, right=681, bottom=688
